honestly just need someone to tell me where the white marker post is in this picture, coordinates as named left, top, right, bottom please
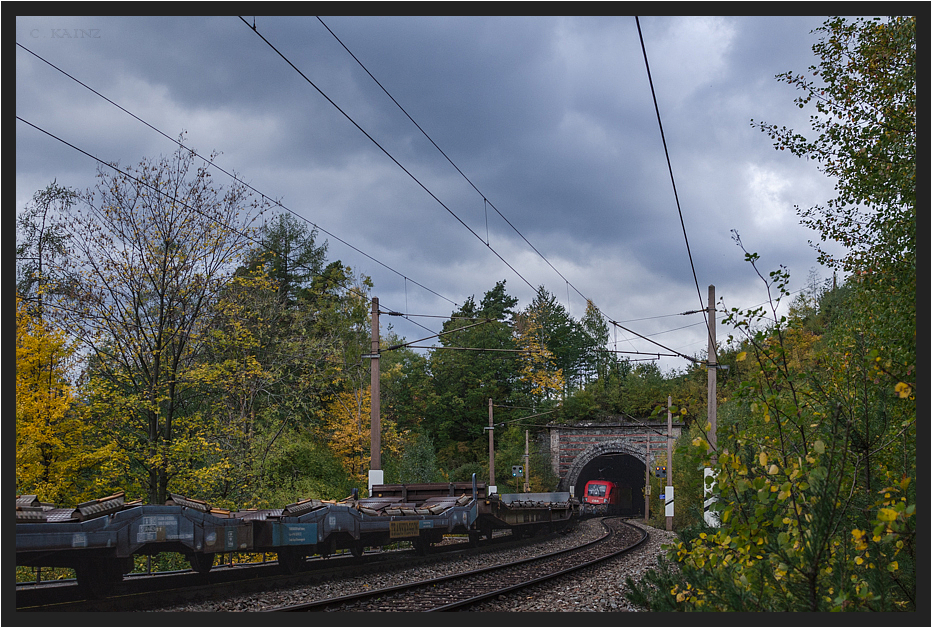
left=703, top=468, right=719, bottom=527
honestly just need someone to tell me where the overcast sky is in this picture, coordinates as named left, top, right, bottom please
left=15, top=14, right=859, bottom=373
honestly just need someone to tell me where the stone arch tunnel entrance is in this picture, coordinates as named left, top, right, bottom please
left=560, top=441, right=649, bottom=517
left=573, top=451, right=646, bottom=516
left=548, top=420, right=683, bottom=517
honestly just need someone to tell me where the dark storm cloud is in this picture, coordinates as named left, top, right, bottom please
left=16, top=14, right=858, bottom=371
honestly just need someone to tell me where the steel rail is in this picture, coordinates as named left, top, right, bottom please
left=16, top=526, right=557, bottom=612
left=266, top=517, right=646, bottom=612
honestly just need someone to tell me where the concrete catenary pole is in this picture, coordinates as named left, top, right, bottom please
left=707, top=285, right=717, bottom=464
left=704, top=285, right=720, bottom=527
left=368, top=298, right=382, bottom=495
left=488, top=398, right=496, bottom=494
left=666, top=395, right=674, bottom=531
left=524, top=430, right=530, bottom=493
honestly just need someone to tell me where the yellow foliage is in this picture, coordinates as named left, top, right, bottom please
left=514, top=310, right=565, bottom=400
left=321, top=386, right=401, bottom=483
left=16, top=295, right=115, bottom=504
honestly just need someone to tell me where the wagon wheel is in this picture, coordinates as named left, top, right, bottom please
left=413, top=536, right=431, bottom=555
left=75, top=557, right=130, bottom=598
left=350, top=542, right=365, bottom=558
left=277, top=548, right=304, bottom=574
left=188, top=552, right=216, bottom=574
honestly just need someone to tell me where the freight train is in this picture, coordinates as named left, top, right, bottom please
left=16, top=476, right=578, bottom=593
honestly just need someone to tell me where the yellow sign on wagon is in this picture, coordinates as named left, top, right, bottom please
left=389, top=520, right=420, bottom=538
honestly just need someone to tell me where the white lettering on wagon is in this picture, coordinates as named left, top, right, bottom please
left=135, top=515, right=193, bottom=543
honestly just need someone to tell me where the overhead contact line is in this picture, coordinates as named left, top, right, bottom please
left=238, top=17, right=539, bottom=296
left=312, top=17, right=706, bottom=362
left=15, top=41, right=460, bottom=316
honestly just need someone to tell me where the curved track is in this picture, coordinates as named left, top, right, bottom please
left=16, top=528, right=558, bottom=612
left=267, top=517, right=646, bottom=612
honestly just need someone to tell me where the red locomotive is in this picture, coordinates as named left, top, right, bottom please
left=581, top=479, right=621, bottom=515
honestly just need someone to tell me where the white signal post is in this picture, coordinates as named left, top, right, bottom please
left=644, top=446, right=650, bottom=523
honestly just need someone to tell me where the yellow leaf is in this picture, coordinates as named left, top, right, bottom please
left=877, top=508, right=898, bottom=522
left=736, top=351, right=747, bottom=362
left=894, top=382, right=912, bottom=398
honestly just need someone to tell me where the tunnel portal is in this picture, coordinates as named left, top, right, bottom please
left=549, top=421, right=682, bottom=507
left=573, top=453, right=646, bottom=516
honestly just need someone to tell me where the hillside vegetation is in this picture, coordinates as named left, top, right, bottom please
left=16, top=16, right=914, bottom=609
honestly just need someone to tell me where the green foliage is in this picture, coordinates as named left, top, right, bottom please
left=380, top=337, right=436, bottom=435
left=15, top=180, right=77, bottom=315
left=627, top=18, right=915, bottom=611
left=260, top=431, right=356, bottom=505
left=754, top=16, right=915, bottom=276
left=425, top=282, right=521, bottom=447
left=385, top=431, right=445, bottom=484
left=628, top=262, right=915, bottom=611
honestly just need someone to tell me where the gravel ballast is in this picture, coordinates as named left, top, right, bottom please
left=150, top=518, right=678, bottom=612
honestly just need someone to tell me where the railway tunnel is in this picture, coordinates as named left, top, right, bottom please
left=551, top=423, right=678, bottom=519
left=572, top=452, right=646, bottom=517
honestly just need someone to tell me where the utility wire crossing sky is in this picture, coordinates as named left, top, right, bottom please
left=16, top=15, right=853, bottom=372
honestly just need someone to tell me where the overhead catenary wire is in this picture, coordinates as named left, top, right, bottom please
left=635, top=16, right=714, bottom=361
left=15, top=41, right=460, bottom=315
left=384, top=317, right=493, bottom=351
left=311, top=17, right=702, bottom=361
left=20, top=23, right=753, bottom=365
left=16, top=113, right=651, bottom=363
left=315, top=15, right=578, bottom=293
left=250, top=17, right=691, bottom=363
left=239, top=17, right=540, bottom=298
left=14, top=116, right=437, bottom=342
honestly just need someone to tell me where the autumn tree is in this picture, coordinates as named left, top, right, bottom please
left=16, top=181, right=77, bottom=318
left=426, top=281, right=521, bottom=449
left=524, top=287, right=589, bottom=392
left=187, top=214, right=372, bottom=506
left=15, top=295, right=114, bottom=504
left=628, top=16, right=915, bottom=612
left=753, top=15, right=915, bottom=392
left=320, top=386, right=401, bottom=486
left=513, top=306, right=565, bottom=404
left=54, top=143, right=268, bottom=505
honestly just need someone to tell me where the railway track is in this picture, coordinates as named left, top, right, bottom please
left=15, top=527, right=559, bottom=612
left=267, top=517, right=646, bottom=612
